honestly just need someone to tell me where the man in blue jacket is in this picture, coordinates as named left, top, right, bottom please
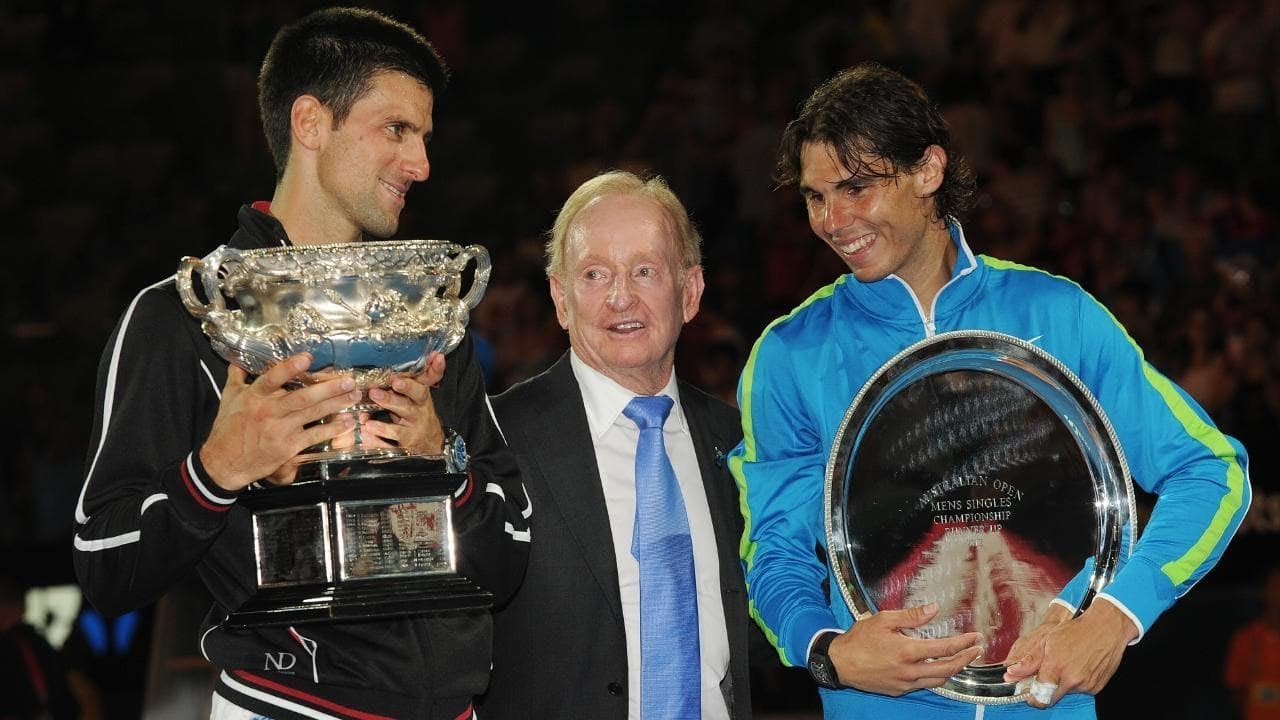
left=729, top=61, right=1251, bottom=719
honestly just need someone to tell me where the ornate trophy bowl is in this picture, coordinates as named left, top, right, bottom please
left=825, top=331, right=1135, bottom=704
left=175, top=240, right=494, bottom=626
left=177, top=240, right=490, bottom=462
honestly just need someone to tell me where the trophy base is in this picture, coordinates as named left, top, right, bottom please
left=295, top=445, right=412, bottom=465
left=232, top=455, right=490, bottom=628
left=225, top=576, right=493, bottom=628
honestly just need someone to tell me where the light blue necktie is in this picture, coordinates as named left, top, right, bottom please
left=623, top=394, right=700, bottom=719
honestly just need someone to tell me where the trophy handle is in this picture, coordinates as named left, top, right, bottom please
left=175, top=256, right=222, bottom=319
left=175, top=246, right=243, bottom=318
left=176, top=247, right=283, bottom=370
left=455, top=245, right=491, bottom=310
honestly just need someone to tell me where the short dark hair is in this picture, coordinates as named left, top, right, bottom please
left=775, top=62, right=976, bottom=221
left=257, top=6, right=450, bottom=175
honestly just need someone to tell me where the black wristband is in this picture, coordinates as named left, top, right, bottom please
left=807, top=630, right=843, bottom=690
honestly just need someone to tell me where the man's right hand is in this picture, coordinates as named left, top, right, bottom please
left=199, top=353, right=362, bottom=491
left=828, top=602, right=985, bottom=696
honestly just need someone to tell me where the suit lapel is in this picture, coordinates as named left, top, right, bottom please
left=680, top=382, right=740, bottom=573
left=520, top=357, right=625, bottom=620
left=680, top=382, right=752, bottom=717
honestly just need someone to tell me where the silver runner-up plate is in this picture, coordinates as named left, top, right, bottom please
left=824, top=330, right=1135, bottom=704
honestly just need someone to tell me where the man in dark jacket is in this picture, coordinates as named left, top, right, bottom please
left=483, top=171, right=754, bottom=719
left=71, top=8, right=529, bottom=719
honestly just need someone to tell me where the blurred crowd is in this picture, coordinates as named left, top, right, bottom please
left=2, top=0, right=1279, bottom=716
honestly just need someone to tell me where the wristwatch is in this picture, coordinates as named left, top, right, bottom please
left=807, top=630, right=843, bottom=690
left=442, top=429, right=468, bottom=474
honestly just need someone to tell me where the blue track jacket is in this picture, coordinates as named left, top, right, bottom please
left=729, top=221, right=1251, bottom=718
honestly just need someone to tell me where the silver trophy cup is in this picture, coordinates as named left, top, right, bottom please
left=176, top=240, right=493, bottom=626
left=825, top=331, right=1135, bottom=704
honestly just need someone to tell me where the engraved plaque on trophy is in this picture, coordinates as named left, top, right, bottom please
left=825, top=331, right=1135, bottom=703
left=176, top=240, right=492, bottom=626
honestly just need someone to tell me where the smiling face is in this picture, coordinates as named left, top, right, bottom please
left=799, top=140, right=955, bottom=302
left=313, top=70, right=434, bottom=240
left=550, top=193, right=704, bottom=395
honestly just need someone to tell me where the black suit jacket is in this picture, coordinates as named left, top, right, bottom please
left=481, top=353, right=751, bottom=719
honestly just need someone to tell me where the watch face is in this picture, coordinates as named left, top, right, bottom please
left=810, top=658, right=835, bottom=688
left=446, top=432, right=468, bottom=473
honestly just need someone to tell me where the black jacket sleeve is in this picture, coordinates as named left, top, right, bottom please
left=433, top=332, right=531, bottom=605
left=74, top=284, right=531, bottom=615
left=72, top=285, right=241, bottom=617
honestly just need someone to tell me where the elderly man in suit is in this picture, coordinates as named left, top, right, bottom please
left=482, top=170, right=753, bottom=719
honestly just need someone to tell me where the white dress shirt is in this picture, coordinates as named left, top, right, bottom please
left=569, top=351, right=731, bottom=720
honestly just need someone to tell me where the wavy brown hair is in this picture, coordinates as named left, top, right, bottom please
left=775, top=62, right=976, bottom=221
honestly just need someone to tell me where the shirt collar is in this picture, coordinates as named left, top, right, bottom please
left=841, top=216, right=980, bottom=320
left=234, top=203, right=292, bottom=249
left=946, top=218, right=979, bottom=278
left=568, top=349, right=685, bottom=441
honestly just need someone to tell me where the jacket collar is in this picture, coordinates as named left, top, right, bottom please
left=839, top=218, right=983, bottom=327
left=230, top=203, right=292, bottom=250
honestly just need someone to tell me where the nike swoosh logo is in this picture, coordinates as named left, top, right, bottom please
left=1027, top=335, right=1043, bottom=345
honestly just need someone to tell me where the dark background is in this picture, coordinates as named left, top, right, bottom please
left=2, top=0, right=1278, bottom=717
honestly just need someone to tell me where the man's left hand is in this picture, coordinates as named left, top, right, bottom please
left=1003, top=598, right=1138, bottom=708
left=363, top=352, right=447, bottom=455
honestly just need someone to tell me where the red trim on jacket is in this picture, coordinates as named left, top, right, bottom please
left=453, top=472, right=475, bottom=508
left=180, top=461, right=232, bottom=513
left=231, top=670, right=396, bottom=720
